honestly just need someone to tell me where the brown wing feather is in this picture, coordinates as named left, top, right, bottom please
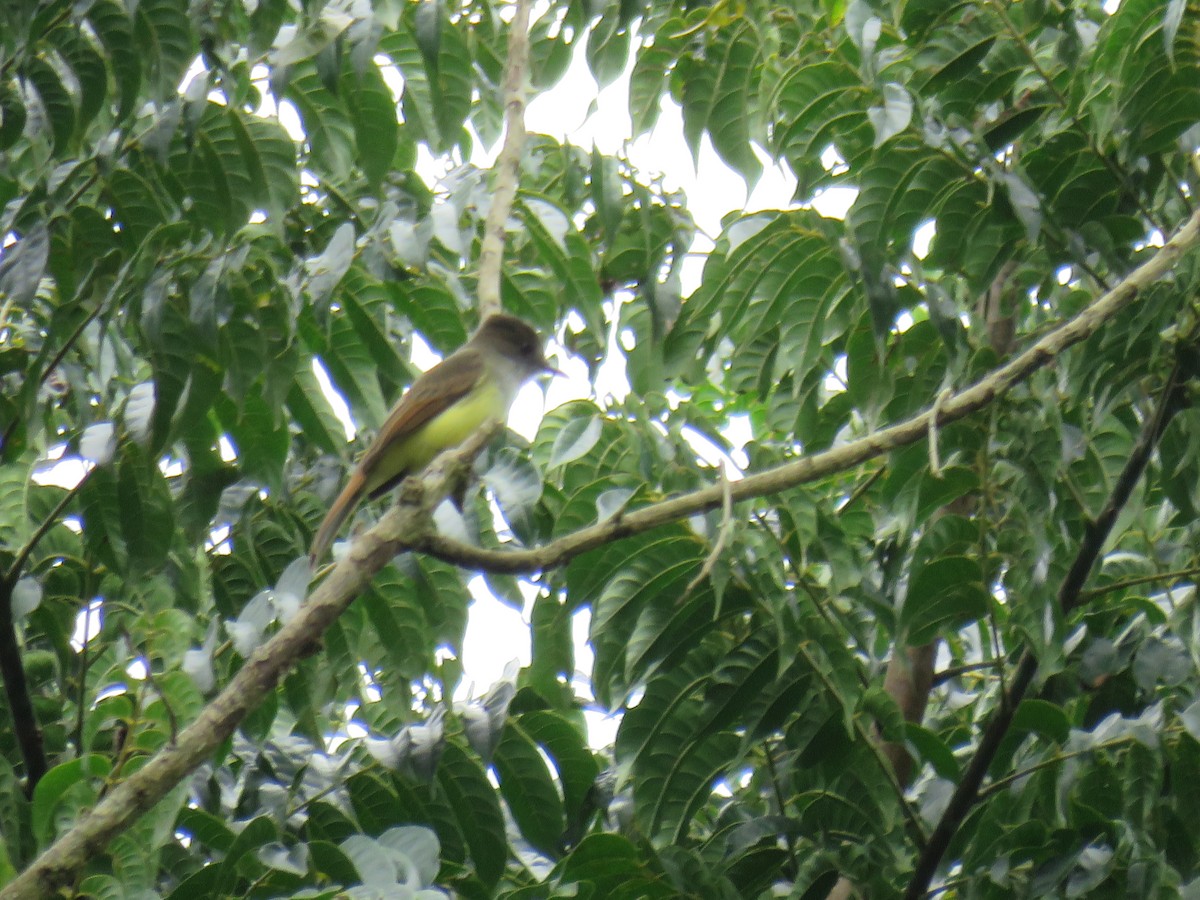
left=309, top=345, right=484, bottom=562
left=358, top=345, right=484, bottom=483
left=309, top=467, right=366, bottom=564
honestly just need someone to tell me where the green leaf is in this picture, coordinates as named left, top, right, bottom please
left=437, top=743, right=507, bottom=887
left=586, top=13, right=631, bottom=88
left=493, top=721, right=565, bottom=857
left=1012, top=699, right=1071, bottom=745
left=548, top=412, right=603, bottom=469
left=900, top=556, right=989, bottom=645
left=0, top=84, right=27, bottom=151
left=629, top=14, right=697, bottom=136
left=361, top=565, right=431, bottom=681
left=518, top=195, right=604, bottom=332
left=31, top=755, right=109, bottom=847
left=668, top=212, right=843, bottom=387
left=679, top=22, right=762, bottom=181
left=905, top=723, right=961, bottom=780
left=867, top=83, right=913, bottom=146
left=214, top=815, right=276, bottom=893
left=50, top=26, right=109, bottom=133
left=770, top=58, right=870, bottom=192
left=345, top=63, right=399, bottom=188
left=238, top=113, right=300, bottom=223
left=287, top=366, right=346, bottom=456
left=517, top=711, right=600, bottom=828
left=87, top=0, right=141, bottom=120
left=117, top=442, right=175, bottom=575
left=285, top=62, right=357, bottom=180
left=106, top=164, right=175, bottom=244
left=0, top=224, right=49, bottom=309
left=23, top=58, right=75, bottom=152
left=134, top=0, right=196, bottom=101
left=214, top=386, right=291, bottom=489
left=554, top=833, right=670, bottom=897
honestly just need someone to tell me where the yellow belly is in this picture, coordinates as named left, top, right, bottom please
left=363, top=380, right=504, bottom=495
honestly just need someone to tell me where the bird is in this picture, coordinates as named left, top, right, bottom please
left=309, top=313, right=557, bottom=564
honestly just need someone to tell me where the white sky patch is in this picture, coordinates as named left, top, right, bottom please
left=824, top=353, right=848, bottom=395
left=71, top=598, right=104, bottom=650
left=913, top=220, right=935, bottom=259
left=680, top=425, right=747, bottom=476
left=207, top=524, right=232, bottom=555
left=456, top=575, right=533, bottom=701
left=571, top=607, right=621, bottom=748
left=33, top=455, right=88, bottom=490
left=313, top=357, right=355, bottom=440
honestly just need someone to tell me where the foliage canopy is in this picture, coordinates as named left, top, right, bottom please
left=3, top=0, right=1200, bottom=897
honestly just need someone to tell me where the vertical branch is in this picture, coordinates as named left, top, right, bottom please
left=879, top=642, right=937, bottom=786
left=0, top=477, right=86, bottom=794
left=903, top=349, right=1194, bottom=899
left=0, top=578, right=47, bottom=794
left=476, top=0, right=533, bottom=320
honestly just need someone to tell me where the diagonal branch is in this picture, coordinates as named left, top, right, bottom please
left=0, top=426, right=500, bottom=900
left=476, top=0, right=532, bottom=320
left=410, top=206, right=1200, bottom=574
left=902, top=346, right=1195, bottom=900
left=6, top=200, right=1200, bottom=900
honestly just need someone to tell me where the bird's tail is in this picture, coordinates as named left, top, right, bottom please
left=309, top=469, right=366, bottom=565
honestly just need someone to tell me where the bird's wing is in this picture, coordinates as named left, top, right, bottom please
left=358, top=345, right=484, bottom=479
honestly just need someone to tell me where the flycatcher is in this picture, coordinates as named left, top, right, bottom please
left=309, top=313, right=557, bottom=563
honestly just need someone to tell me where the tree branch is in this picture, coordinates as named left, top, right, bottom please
left=903, top=346, right=1195, bottom=899
left=476, top=0, right=532, bottom=320
left=6, top=204, right=1200, bottom=900
left=0, top=579, right=47, bottom=794
left=0, top=428, right=497, bottom=900
left=880, top=642, right=937, bottom=788
left=410, top=205, right=1200, bottom=574
left=4, top=474, right=89, bottom=585
left=0, top=474, right=89, bottom=794
left=1078, top=565, right=1200, bottom=601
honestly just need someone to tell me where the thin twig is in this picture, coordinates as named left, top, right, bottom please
left=927, top=388, right=952, bottom=478
left=120, top=627, right=180, bottom=745
left=4, top=474, right=90, bottom=584
left=73, top=602, right=98, bottom=755
left=0, top=580, right=47, bottom=794
left=680, top=461, right=733, bottom=599
left=932, top=660, right=1001, bottom=687
left=837, top=465, right=885, bottom=515
left=1078, top=566, right=1200, bottom=601
left=0, top=474, right=88, bottom=794
left=763, top=741, right=800, bottom=877
left=795, top=637, right=929, bottom=849
left=976, top=736, right=1135, bottom=801
left=983, top=0, right=1164, bottom=234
